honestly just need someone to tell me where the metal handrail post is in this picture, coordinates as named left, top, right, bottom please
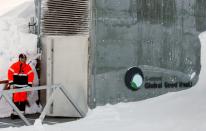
left=1, top=85, right=48, bottom=125
left=59, top=85, right=86, bottom=117
left=2, top=93, right=31, bottom=125
left=39, top=85, right=56, bottom=121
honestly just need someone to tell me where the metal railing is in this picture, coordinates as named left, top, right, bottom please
left=0, top=84, right=85, bottom=125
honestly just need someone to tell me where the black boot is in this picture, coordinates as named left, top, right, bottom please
left=10, top=113, right=20, bottom=120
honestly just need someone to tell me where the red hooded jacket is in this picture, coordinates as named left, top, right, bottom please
left=8, top=61, right=34, bottom=102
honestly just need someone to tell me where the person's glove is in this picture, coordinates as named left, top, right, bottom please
left=7, top=82, right=13, bottom=89
left=6, top=84, right=10, bottom=90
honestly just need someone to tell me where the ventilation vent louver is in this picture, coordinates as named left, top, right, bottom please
left=41, top=0, right=89, bottom=35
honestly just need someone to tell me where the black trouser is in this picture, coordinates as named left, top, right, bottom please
left=14, top=101, right=26, bottom=111
left=11, top=101, right=26, bottom=119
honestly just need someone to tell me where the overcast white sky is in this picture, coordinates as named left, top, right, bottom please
left=0, top=0, right=32, bottom=16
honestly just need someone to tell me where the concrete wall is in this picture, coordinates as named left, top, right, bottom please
left=90, top=0, right=206, bottom=107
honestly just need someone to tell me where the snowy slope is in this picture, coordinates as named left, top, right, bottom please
left=1, top=1, right=35, bottom=18
left=0, top=0, right=37, bottom=117
left=0, top=32, right=205, bottom=130
left=0, top=0, right=32, bottom=16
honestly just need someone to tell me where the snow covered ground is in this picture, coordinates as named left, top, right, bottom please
left=0, top=0, right=206, bottom=131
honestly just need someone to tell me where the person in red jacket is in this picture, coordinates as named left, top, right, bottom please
left=7, top=53, right=34, bottom=119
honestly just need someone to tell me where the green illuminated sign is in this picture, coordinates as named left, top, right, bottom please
left=125, top=67, right=144, bottom=91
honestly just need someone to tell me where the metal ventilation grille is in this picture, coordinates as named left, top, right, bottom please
left=41, top=0, right=89, bottom=35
